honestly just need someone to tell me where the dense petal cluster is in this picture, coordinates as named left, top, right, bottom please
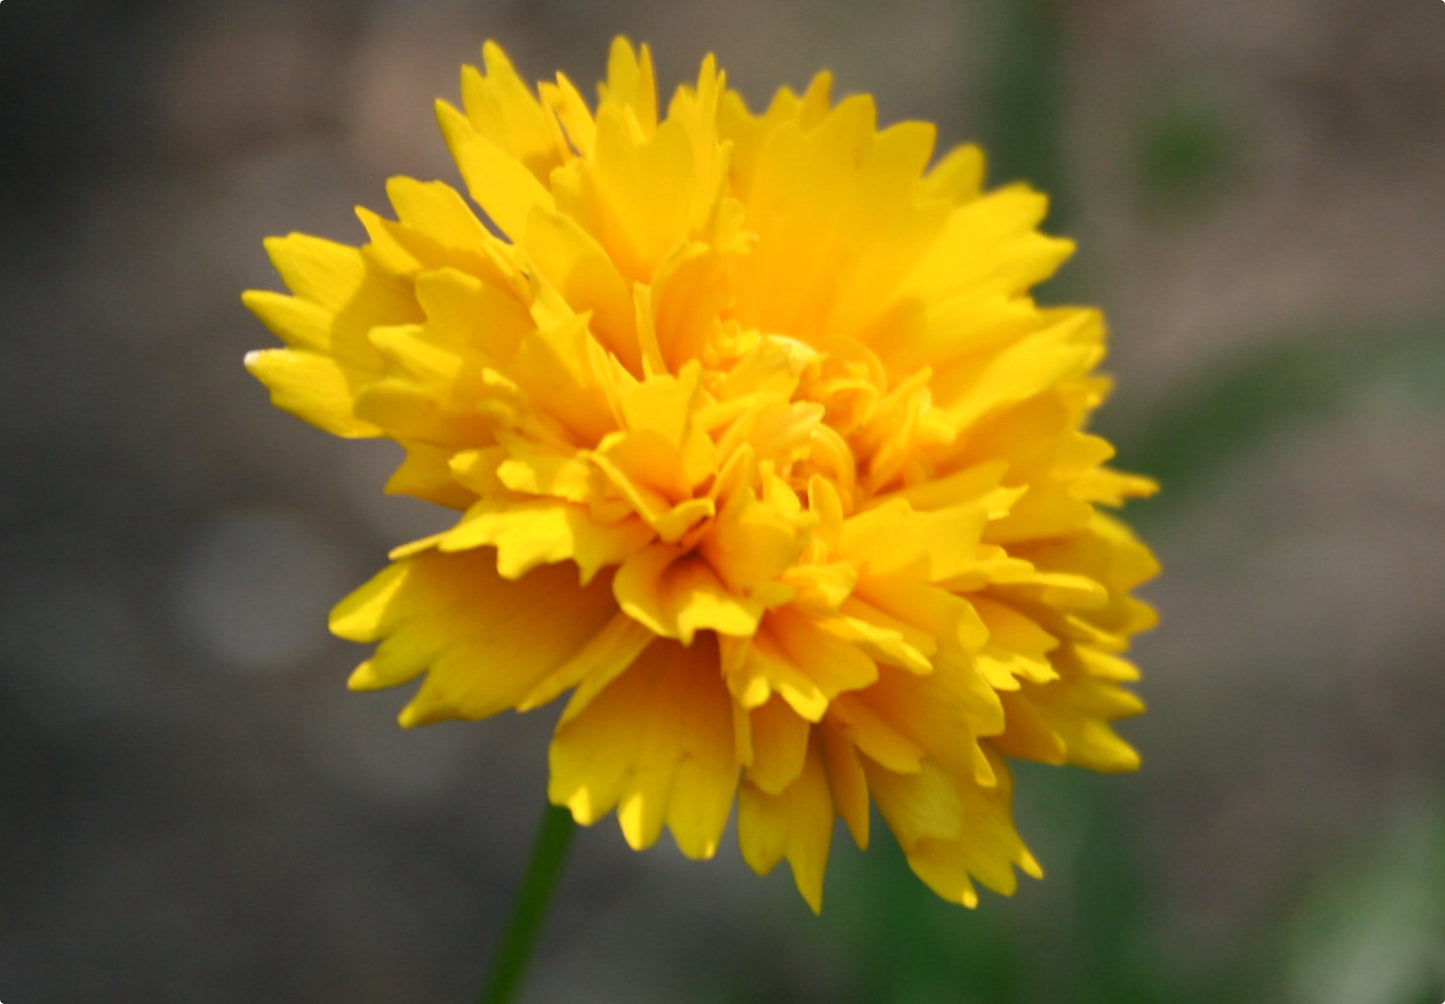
left=245, top=39, right=1158, bottom=910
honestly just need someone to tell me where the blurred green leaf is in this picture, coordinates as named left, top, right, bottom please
left=1282, top=803, right=1445, bottom=1004
left=1133, top=89, right=1244, bottom=214
left=822, top=825, right=1025, bottom=1003
left=1105, top=314, right=1445, bottom=517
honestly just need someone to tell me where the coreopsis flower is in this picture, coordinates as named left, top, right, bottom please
left=245, top=38, right=1158, bottom=911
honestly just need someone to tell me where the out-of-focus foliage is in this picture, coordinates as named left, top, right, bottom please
left=1115, top=314, right=1445, bottom=516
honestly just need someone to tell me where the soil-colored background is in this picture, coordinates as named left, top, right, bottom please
left=3, top=2, right=1443, bottom=1001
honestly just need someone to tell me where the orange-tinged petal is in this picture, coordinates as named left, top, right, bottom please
left=614, top=545, right=764, bottom=643
left=733, top=606, right=880, bottom=720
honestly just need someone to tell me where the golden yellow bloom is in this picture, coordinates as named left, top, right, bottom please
left=245, top=38, right=1158, bottom=911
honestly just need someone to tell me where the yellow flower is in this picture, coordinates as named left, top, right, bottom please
left=245, top=38, right=1158, bottom=912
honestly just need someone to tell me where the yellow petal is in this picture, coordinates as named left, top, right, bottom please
left=257, top=232, right=411, bottom=320
left=361, top=177, right=519, bottom=285
left=440, top=496, right=653, bottom=583
left=744, top=697, right=811, bottom=795
left=863, top=757, right=963, bottom=846
left=387, top=176, right=500, bottom=256
left=717, top=69, right=833, bottom=201
left=646, top=244, right=732, bottom=372
left=841, top=663, right=995, bottom=786
left=886, top=752, right=1043, bottom=906
left=505, top=314, right=621, bottom=446
left=995, top=642, right=1144, bottom=772
left=819, top=721, right=870, bottom=848
left=519, top=612, right=657, bottom=713
left=614, top=545, right=765, bottom=644
left=920, top=143, right=985, bottom=204
left=700, top=469, right=808, bottom=596
left=412, top=266, right=534, bottom=366
left=244, top=231, right=427, bottom=436
left=246, top=233, right=413, bottom=356
left=436, top=99, right=555, bottom=241
left=565, top=111, right=698, bottom=279
left=549, top=637, right=737, bottom=859
left=522, top=205, right=639, bottom=373
left=737, top=734, right=834, bottom=912
left=592, top=429, right=692, bottom=516
left=461, top=42, right=571, bottom=179
left=972, top=596, right=1059, bottom=688
left=901, top=183, right=1073, bottom=304
left=386, top=439, right=476, bottom=509
left=731, top=95, right=879, bottom=336
left=599, top=37, right=658, bottom=135
left=540, top=72, right=596, bottom=158
left=726, top=607, right=879, bottom=721
left=241, top=291, right=333, bottom=355
left=495, top=445, right=603, bottom=504
left=330, top=548, right=619, bottom=724
left=839, top=498, right=991, bottom=583
left=826, top=689, right=925, bottom=774
left=244, top=348, right=380, bottom=438
left=829, top=599, right=935, bottom=675
left=935, top=308, right=1103, bottom=430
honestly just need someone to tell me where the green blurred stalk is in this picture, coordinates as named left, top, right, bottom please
left=983, top=0, right=1070, bottom=224
left=478, top=802, right=577, bottom=1004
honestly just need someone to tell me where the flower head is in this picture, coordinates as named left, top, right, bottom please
left=245, top=38, right=1158, bottom=911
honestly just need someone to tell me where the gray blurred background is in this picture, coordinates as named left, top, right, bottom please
left=3, top=1, right=1444, bottom=1002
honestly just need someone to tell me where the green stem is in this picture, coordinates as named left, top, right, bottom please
left=984, top=0, right=1067, bottom=215
left=478, top=802, right=578, bottom=1004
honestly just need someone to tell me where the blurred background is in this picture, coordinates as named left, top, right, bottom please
left=3, top=0, right=1444, bottom=1001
